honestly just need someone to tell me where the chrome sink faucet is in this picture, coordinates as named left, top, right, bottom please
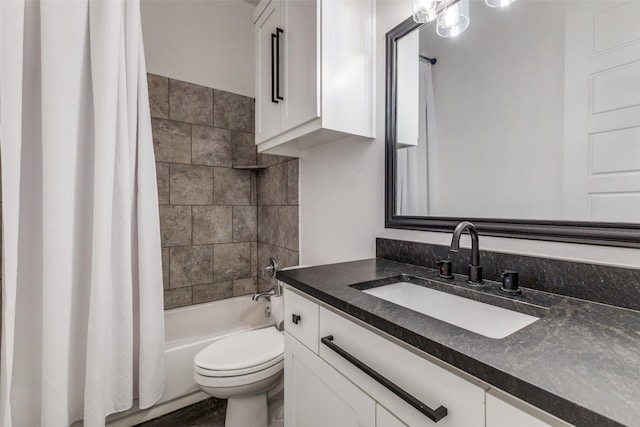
left=449, top=221, right=483, bottom=284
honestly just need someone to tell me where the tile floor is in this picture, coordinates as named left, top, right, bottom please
left=135, top=398, right=226, bottom=427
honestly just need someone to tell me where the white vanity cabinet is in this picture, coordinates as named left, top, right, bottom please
left=486, top=391, right=573, bottom=427
left=253, top=0, right=375, bottom=156
left=283, top=286, right=575, bottom=427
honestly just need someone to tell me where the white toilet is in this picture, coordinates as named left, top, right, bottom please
left=193, top=325, right=284, bottom=427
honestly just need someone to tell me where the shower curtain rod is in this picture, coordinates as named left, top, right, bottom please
left=419, top=55, right=437, bottom=65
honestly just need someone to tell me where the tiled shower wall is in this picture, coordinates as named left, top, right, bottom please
left=257, top=155, right=300, bottom=292
left=149, top=74, right=260, bottom=309
left=148, top=74, right=299, bottom=309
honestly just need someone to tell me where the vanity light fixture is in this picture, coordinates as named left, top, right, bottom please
left=411, top=0, right=440, bottom=23
left=484, top=0, right=517, bottom=8
left=413, top=0, right=517, bottom=37
left=436, top=0, right=469, bottom=38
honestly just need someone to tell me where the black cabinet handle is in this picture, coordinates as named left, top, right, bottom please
left=271, top=33, right=278, bottom=104
left=321, top=335, right=448, bottom=423
left=276, top=27, right=284, bottom=101
left=292, top=313, right=301, bottom=324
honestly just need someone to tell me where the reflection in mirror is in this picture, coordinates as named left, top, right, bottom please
left=395, top=0, right=640, bottom=223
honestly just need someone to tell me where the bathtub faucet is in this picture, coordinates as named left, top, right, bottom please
left=252, top=288, right=277, bottom=301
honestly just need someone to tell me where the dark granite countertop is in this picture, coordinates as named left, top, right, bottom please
left=277, top=258, right=640, bottom=427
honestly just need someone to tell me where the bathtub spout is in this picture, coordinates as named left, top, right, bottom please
left=252, top=288, right=277, bottom=301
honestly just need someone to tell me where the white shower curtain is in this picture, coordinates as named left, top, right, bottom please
left=397, top=60, right=436, bottom=216
left=0, top=1, right=165, bottom=425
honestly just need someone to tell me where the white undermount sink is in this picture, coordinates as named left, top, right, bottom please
left=362, top=282, right=539, bottom=339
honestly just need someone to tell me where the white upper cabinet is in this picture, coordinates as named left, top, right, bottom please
left=254, top=0, right=375, bottom=157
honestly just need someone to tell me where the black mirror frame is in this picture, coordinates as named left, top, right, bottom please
left=384, top=17, right=640, bottom=249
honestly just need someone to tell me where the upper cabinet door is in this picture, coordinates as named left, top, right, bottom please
left=254, top=0, right=374, bottom=156
left=280, top=0, right=320, bottom=132
left=255, top=1, right=282, bottom=143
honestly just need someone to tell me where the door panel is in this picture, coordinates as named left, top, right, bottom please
left=564, top=1, right=640, bottom=221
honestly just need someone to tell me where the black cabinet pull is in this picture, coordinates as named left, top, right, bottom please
left=292, top=313, right=301, bottom=324
left=276, top=27, right=284, bottom=101
left=271, top=33, right=278, bottom=104
left=321, top=335, right=448, bottom=423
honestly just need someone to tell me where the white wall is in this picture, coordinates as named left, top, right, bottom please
left=141, top=0, right=255, bottom=97
left=420, top=1, right=565, bottom=219
left=299, top=0, right=640, bottom=270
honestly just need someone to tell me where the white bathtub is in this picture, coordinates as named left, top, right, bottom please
left=107, top=295, right=273, bottom=426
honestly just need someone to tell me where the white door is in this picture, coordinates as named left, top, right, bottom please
left=280, top=0, right=319, bottom=132
left=564, top=0, right=640, bottom=222
left=284, top=333, right=376, bottom=427
left=255, top=1, right=282, bottom=144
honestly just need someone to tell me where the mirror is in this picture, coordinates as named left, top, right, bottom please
left=385, top=0, right=640, bottom=247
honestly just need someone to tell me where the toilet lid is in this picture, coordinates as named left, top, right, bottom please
left=194, top=327, right=284, bottom=372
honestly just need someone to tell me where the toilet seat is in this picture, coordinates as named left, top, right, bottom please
left=194, top=326, right=284, bottom=378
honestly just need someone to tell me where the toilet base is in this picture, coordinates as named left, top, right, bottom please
left=226, top=393, right=268, bottom=427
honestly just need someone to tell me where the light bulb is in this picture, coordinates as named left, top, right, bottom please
left=412, top=0, right=440, bottom=23
left=484, top=0, right=517, bottom=8
left=436, top=0, right=470, bottom=37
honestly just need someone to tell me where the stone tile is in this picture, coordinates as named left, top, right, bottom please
left=169, top=164, right=213, bottom=205
left=258, top=153, right=295, bottom=167
left=170, top=245, right=213, bottom=288
left=164, top=288, right=192, bottom=310
left=251, top=241, right=258, bottom=278
left=233, top=205, right=257, bottom=242
left=159, top=206, right=191, bottom=247
left=287, top=159, right=299, bottom=205
left=213, top=168, right=251, bottom=205
left=250, top=172, right=257, bottom=206
left=162, top=247, right=170, bottom=289
left=257, top=162, right=287, bottom=206
left=258, top=277, right=272, bottom=293
left=277, top=206, right=299, bottom=251
left=258, top=205, right=278, bottom=246
left=233, top=278, right=257, bottom=297
left=257, top=242, right=277, bottom=290
left=213, top=89, right=251, bottom=132
left=169, top=79, right=213, bottom=125
left=193, top=206, right=232, bottom=245
left=147, top=73, right=169, bottom=119
left=193, top=282, right=233, bottom=304
left=250, top=101, right=255, bottom=134
left=213, top=243, right=251, bottom=282
left=231, top=131, right=256, bottom=166
left=152, top=118, right=191, bottom=164
left=192, top=125, right=232, bottom=167
left=156, top=162, right=169, bottom=205
left=257, top=153, right=283, bottom=167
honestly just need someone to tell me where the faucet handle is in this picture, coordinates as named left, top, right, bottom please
left=262, top=257, right=279, bottom=279
left=436, top=260, right=453, bottom=279
left=500, top=271, right=521, bottom=295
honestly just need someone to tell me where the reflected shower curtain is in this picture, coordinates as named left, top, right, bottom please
left=397, top=60, right=435, bottom=216
left=0, top=1, right=165, bottom=425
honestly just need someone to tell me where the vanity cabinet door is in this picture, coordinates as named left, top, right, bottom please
left=377, top=404, right=408, bottom=427
left=486, top=391, right=573, bottom=427
left=284, top=332, right=376, bottom=427
left=284, top=287, right=320, bottom=353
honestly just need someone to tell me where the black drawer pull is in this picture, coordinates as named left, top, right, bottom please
left=321, top=335, right=448, bottom=423
left=271, top=33, right=278, bottom=104
left=276, top=27, right=284, bottom=101
left=292, top=313, right=301, bottom=324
